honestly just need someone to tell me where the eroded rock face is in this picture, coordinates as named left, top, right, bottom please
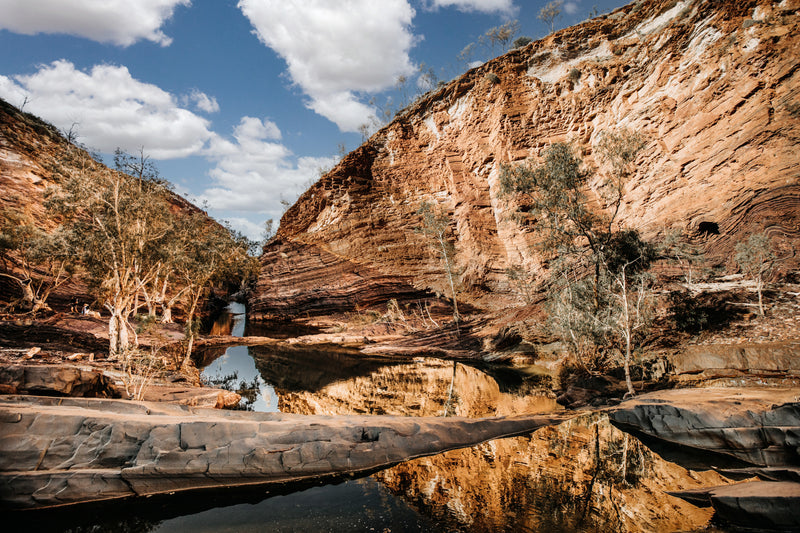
left=0, top=364, right=117, bottom=397
left=610, top=387, right=800, bottom=530
left=253, top=0, right=800, bottom=319
left=669, top=481, right=800, bottom=530
left=609, top=388, right=800, bottom=468
left=0, top=395, right=567, bottom=509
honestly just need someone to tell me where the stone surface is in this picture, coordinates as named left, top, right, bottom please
left=0, top=363, right=117, bottom=397
left=669, top=481, right=800, bottom=530
left=0, top=395, right=568, bottom=509
left=673, top=341, right=800, bottom=376
left=252, top=0, right=800, bottom=319
left=609, top=387, right=800, bottom=468
left=611, top=388, right=800, bottom=531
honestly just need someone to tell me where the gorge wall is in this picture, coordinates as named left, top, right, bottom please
left=253, top=0, right=800, bottom=319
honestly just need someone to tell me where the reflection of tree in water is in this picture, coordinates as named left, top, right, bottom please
left=376, top=413, right=721, bottom=533
left=202, top=370, right=260, bottom=411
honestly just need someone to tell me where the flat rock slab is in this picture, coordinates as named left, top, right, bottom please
left=669, top=481, right=800, bottom=530
left=609, top=388, right=800, bottom=468
left=0, top=395, right=568, bottom=510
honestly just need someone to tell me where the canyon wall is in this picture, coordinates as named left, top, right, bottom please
left=253, top=0, right=800, bottom=319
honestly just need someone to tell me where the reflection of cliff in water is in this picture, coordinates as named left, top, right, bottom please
left=247, top=346, right=557, bottom=417
left=376, top=414, right=730, bottom=533
left=244, top=347, right=733, bottom=532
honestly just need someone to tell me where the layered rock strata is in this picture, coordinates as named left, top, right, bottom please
left=0, top=395, right=568, bottom=510
left=253, top=0, right=800, bottom=318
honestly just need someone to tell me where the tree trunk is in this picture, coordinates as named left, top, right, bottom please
left=756, top=276, right=764, bottom=316
left=181, top=289, right=202, bottom=370
left=160, top=305, right=172, bottom=324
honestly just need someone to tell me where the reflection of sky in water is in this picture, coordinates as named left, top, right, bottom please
left=201, top=302, right=279, bottom=412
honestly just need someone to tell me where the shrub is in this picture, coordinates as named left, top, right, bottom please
left=568, top=68, right=581, bottom=81
left=484, top=72, right=501, bottom=84
left=511, top=36, right=533, bottom=49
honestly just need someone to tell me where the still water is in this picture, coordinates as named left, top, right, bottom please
left=27, top=304, right=732, bottom=532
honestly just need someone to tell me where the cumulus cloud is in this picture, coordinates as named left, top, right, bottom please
left=0, top=0, right=190, bottom=46
left=183, top=89, right=220, bottom=113
left=427, top=0, right=515, bottom=14
left=238, top=0, right=416, bottom=132
left=0, top=60, right=213, bottom=159
left=564, top=1, right=580, bottom=15
left=200, top=116, right=336, bottom=218
left=221, top=217, right=267, bottom=242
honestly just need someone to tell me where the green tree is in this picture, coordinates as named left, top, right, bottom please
left=500, top=131, right=650, bottom=395
left=662, top=228, right=707, bottom=289
left=0, top=205, right=75, bottom=314
left=417, top=200, right=460, bottom=326
left=173, top=213, right=257, bottom=368
left=734, top=232, right=776, bottom=316
left=46, top=165, right=174, bottom=358
left=538, top=0, right=563, bottom=34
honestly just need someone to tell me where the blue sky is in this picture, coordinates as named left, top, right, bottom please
left=0, top=0, right=630, bottom=240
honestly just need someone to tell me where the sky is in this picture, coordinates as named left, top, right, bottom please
left=0, top=0, right=631, bottom=241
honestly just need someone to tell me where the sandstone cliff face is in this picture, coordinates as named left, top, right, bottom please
left=253, top=0, right=800, bottom=319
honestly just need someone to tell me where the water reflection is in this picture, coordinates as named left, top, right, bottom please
left=154, top=477, right=443, bottom=533
left=189, top=306, right=732, bottom=532
left=201, top=303, right=277, bottom=412
left=376, top=413, right=729, bottom=533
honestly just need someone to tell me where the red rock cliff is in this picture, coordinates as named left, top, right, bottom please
left=253, top=0, right=800, bottom=319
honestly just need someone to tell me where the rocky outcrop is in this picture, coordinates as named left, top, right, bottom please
left=0, top=363, right=117, bottom=397
left=671, top=341, right=800, bottom=384
left=609, top=388, right=800, bottom=467
left=253, top=0, right=800, bottom=319
left=668, top=481, right=800, bottom=530
left=0, top=395, right=568, bottom=509
left=610, top=387, right=800, bottom=529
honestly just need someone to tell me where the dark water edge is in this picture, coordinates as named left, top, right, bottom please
left=9, top=473, right=445, bottom=533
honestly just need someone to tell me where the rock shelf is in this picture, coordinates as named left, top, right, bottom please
left=0, top=395, right=569, bottom=510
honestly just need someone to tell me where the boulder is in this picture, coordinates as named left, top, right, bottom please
left=609, top=388, right=800, bottom=468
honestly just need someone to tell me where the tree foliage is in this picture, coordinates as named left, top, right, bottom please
left=538, top=0, right=563, bottom=34
left=0, top=203, right=75, bottom=313
left=734, top=232, right=776, bottom=316
left=43, top=148, right=257, bottom=363
left=500, top=132, right=650, bottom=395
left=417, top=200, right=460, bottom=325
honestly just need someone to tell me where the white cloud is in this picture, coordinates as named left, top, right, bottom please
left=238, top=0, right=416, bottom=132
left=564, top=1, right=580, bottom=15
left=185, top=89, right=220, bottom=113
left=222, top=217, right=266, bottom=242
left=0, top=60, right=214, bottom=159
left=0, top=0, right=190, bottom=46
left=428, top=0, right=515, bottom=14
left=200, top=116, right=336, bottom=218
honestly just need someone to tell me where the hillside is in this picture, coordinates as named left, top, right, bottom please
left=0, top=97, right=208, bottom=312
left=252, top=0, right=800, bottom=320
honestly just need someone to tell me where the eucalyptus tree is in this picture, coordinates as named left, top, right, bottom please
left=417, top=200, right=460, bottom=326
left=0, top=204, right=75, bottom=314
left=173, top=212, right=257, bottom=368
left=46, top=166, right=174, bottom=358
left=735, top=232, right=778, bottom=316
left=500, top=131, right=651, bottom=394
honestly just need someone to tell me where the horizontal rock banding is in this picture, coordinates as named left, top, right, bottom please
left=253, top=0, right=800, bottom=318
